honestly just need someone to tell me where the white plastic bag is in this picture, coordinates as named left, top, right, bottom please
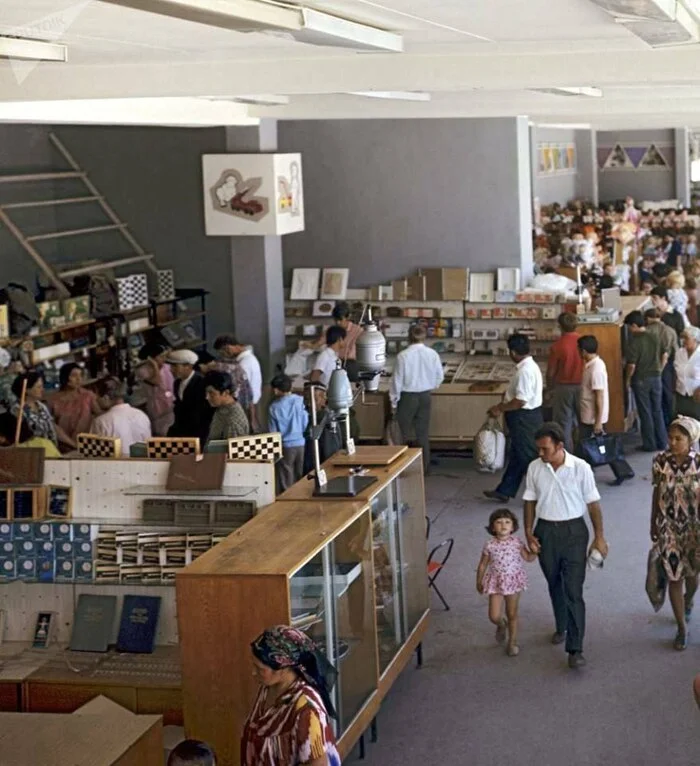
left=474, top=417, right=506, bottom=473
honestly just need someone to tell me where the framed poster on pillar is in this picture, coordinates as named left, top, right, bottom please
left=202, top=153, right=305, bottom=236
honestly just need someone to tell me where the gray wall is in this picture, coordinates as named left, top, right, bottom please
left=597, top=129, right=676, bottom=204
left=0, top=124, right=236, bottom=339
left=531, top=127, right=596, bottom=205
left=278, top=117, right=532, bottom=288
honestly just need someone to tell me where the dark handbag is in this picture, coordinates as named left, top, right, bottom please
left=645, top=546, right=667, bottom=613
left=578, top=431, right=624, bottom=467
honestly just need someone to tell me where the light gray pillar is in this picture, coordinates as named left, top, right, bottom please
left=575, top=129, right=598, bottom=205
left=515, top=115, right=534, bottom=286
left=675, top=127, right=690, bottom=207
left=224, top=120, right=285, bottom=379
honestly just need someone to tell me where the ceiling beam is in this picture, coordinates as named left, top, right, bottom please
left=3, top=47, right=700, bottom=101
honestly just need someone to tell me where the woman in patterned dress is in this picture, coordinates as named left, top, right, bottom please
left=241, top=625, right=341, bottom=766
left=11, top=372, right=60, bottom=446
left=651, top=416, right=700, bottom=650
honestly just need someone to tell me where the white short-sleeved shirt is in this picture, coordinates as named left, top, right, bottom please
left=506, top=356, right=543, bottom=410
left=313, top=347, right=339, bottom=387
left=674, top=346, right=700, bottom=397
left=522, top=452, right=601, bottom=521
left=580, top=356, right=609, bottom=426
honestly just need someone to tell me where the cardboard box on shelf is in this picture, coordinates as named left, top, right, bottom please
left=422, top=268, right=469, bottom=301
left=406, top=275, right=426, bottom=301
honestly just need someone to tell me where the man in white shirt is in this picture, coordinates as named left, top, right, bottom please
left=485, top=334, right=543, bottom=501
left=673, top=325, right=700, bottom=419
left=578, top=335, right=634, bottom=486
left=311, top=326, right=347, bottom=388
left=390, top=324, right=444, bottom=472
left=523, top=422, right=608, bottom=669
left=91, top=377, right=151, bottom=457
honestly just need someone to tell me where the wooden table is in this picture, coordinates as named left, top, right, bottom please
left=330, top=445, right=407, bottom=465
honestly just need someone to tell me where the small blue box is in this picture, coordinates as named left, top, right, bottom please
left=0, top=541, right=14, bottom=556
left=34, top=522, right=54, bottom=541
left=15, top=540, right=36, bottom=556
left=16, top=557, right=36, bottom=581
left=0, top=522, right=13, bottom=540
left=0, top=558, right=15, bottom=580
left=72, top=524, right=91, bottom=541
left=53, top=523, right=72, bottom=541
left=55, top=540, right=74, bottom=558
left=13, top=522, right=33, bottom=540
left=55, top=557, right=74, bottom=582
left=36, top=556, right=54, bottom=583
left=74, top=559, right=94, bottom=582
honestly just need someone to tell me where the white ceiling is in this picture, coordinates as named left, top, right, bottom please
left=0, top=0, right=698, bottom=127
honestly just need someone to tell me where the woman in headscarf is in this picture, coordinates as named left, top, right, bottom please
left=241, top=625, right=341, bottom=766
left=673, top=325, right=700, bottom=419
left=650, top=416, right=700, bottom=650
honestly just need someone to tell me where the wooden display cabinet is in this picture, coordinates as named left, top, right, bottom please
left=177, top=448, right=429, bottom=766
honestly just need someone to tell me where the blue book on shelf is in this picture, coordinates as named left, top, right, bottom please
left=116, top=595, right=161, bottom=654
left=69, top=594, right=117, bottom=652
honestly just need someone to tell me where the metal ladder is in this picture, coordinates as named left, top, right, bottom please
left=0, top=131, right=158, bottom=297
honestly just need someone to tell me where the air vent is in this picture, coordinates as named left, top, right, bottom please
left=589, top=0, right=676, bottom=20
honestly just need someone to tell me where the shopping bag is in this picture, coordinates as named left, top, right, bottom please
left=474, top=417, right=506, bottom=473
left=578, top=432, right=624, bottom=467
left=645, top=546, right=667, bottom=613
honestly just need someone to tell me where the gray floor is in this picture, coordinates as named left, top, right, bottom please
left=359, top=448, right=700, bottom=766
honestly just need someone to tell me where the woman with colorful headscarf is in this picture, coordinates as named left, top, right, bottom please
left=241, top=625, right=341, bottom=766
left=651, top=416, right=700, bottom=650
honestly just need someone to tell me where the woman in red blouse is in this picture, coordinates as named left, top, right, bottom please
left=48, top=363, right=101, bottom=450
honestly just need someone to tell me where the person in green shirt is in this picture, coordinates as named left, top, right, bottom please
left=0, top=411, right=61, bottom=457
left=624, top=310, right=668, bottom=452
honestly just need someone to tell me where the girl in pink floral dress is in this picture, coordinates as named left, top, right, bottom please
left=476, top=508, right=537, bottom=657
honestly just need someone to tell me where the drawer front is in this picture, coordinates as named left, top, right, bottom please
left=25, top=682, right=137, bottom=713
left=0, top=682, right=20, bottom=711
left=137, top=687, right=183, bottom=725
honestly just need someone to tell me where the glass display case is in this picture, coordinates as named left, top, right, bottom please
left=289, top=512, right=376, bottom=734
left=178, top=449, right=430, bottom=766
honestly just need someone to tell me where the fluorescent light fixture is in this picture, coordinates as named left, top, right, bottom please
left=536, top=123, right=593, bottom=129
left=530, top=87, right=603, bottom=97
left=691, top=159, right=700, bottom=182
left=203, top=94, right=290, bottom=106
left=348, top=91, right=431, bottom=102
left=0, top=36, right=67, bottom=62
left=99, top=0, right=403, bottom=51
left=588, top=0, right=700, bottom=46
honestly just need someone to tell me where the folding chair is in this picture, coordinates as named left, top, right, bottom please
left=427, top=538, right=454, bottom=611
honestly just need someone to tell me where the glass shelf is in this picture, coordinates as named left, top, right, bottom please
left=122, top=485, right=258, bottom=498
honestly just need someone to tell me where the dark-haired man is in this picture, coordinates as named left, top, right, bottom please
left=310, top=326, right=347, bottom=387
left=524, top=422, right=607, bottom=669
left=484, top=334, right=543, bottom=502
left=578, top=335, right=633, bottom=486
left=624, top=310, right=667, bottom=451
left=645, top=306, right=678, bottom=425
left=546, top=312, right=583, bottom=452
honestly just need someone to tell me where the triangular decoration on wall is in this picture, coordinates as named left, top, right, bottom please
left=625, top=146, right=647, bottom=168
left=639, top=143, right=669, bottom=168
left=602, top=143, right=634, bottom=169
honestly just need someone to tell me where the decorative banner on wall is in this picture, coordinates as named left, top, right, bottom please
left=598, top=143, right=672, bottom=171
left=537, top=143, right=576, bottom=176
left=202, top=153, right=305, bottom=236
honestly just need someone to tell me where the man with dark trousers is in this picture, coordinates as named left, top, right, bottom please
left=524, top=422, right=608, bottom=669
left=484, top=334, right=543, bottom=502
left=167, top=349, right=214, bottom=444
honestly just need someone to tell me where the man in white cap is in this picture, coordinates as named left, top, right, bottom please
left=167, top=349, right=213, bottom=444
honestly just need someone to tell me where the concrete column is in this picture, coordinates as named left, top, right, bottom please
left=224, top=120, right=285, bottom=379
left=674, top=127, right=690, bottom=207
left=515, top=115, right=534, bottom=286
left=575, top=129, right=598, bottom=206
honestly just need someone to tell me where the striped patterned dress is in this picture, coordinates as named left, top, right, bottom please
left=241, top=679, right=341, bottom=766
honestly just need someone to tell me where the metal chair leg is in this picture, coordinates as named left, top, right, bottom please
left=370, top=717, right=378, bottom=743
left=359, top=734, right=365, bottom=760
left=430, top=581, right=450, bottom=611
left=416, top=641, right=423, bottom=668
